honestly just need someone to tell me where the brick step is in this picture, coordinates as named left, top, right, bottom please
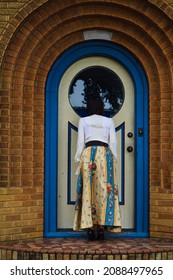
left=0, top=238, right=173, bottom=260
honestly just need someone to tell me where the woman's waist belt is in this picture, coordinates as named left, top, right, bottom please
left=85, top=141, right=108, bottom=148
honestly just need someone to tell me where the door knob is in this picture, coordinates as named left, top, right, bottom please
left=127, top=146, right=133, bottom=152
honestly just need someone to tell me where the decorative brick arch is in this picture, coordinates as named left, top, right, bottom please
left=0, top=0, right=173, bottom=241
left=0, top=0, right=173, bottom=64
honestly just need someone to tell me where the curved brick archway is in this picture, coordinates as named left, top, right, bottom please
left=0, top=0, right=173, bottom=241
left=0, top=0, right=173, bottom=56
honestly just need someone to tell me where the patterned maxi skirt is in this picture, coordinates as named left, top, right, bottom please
left=73, top=146, right=121, bottom=232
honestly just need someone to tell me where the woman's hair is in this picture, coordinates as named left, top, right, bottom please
left=87, top=95, right=104, bottom=116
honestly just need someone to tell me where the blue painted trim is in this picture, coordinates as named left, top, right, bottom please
left=45, top=90, right=58, bottom=233
left=67, top=122, right=77, bottom=205
left=44, top=231, right=149, bottom=239
left=116, top=122, right=125, bottom=205
left=45, top=40, right=149, bottom=238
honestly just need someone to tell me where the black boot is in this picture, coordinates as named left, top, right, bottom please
left=97, top=228, right=104, bottom=240
left=87, top=228, right=96, bottom=241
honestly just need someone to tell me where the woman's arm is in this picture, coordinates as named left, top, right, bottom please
left=74, top=118, right=85, bottom=162
left=109, top=118, right=118, bottom=161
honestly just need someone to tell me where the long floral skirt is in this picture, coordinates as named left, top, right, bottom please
left=73, top=146, right=121, bottom=232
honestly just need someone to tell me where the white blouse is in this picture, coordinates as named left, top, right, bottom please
left=74, top=114, right=118, bottom=162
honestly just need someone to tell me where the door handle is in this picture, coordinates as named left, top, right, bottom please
left=127, top=146, right=133, bottom=152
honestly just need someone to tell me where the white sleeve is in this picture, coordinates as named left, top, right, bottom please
left=74, top=118, right=85, bottom=162
left=109, top=119, right=118, bottom=161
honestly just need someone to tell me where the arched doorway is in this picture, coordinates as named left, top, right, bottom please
left=45, top=41, right=149, bottom=238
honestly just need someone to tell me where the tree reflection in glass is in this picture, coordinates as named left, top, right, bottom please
left=69, top=66, right=124, bottom=117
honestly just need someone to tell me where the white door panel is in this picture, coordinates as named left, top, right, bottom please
left=58, top=57, right=134, bottom=229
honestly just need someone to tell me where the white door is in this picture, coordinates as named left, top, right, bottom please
left=57, top=56, right=134, bottom=229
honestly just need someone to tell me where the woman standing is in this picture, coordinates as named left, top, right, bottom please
left=73, top=96, right=121, bottom=241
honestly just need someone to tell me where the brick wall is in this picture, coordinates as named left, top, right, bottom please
left=0, top=0, right=173, bottom=241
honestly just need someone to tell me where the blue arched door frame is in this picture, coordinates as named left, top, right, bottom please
left=45, top=40, right=149, bottom=238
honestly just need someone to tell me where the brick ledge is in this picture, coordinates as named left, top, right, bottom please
left=0, top=237, right=173, bottom=260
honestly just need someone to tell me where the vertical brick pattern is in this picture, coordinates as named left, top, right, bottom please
left=0, top=0, right=173, bottom=241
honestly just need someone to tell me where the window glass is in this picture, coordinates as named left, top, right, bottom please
left=69, top=66, right=125, bottom=117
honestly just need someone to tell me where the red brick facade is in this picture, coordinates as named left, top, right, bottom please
left=0, top=0, right=173, bottom=241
